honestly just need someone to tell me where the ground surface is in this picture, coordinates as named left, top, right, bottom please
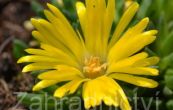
left=0, top=0, right=36, bottom=109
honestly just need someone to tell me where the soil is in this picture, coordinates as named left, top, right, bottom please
left=0, top=0, right=37, bottom=109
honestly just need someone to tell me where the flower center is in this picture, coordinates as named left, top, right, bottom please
left=83, top=56, right=107, bottom=79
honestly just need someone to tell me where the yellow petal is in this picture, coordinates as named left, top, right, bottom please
left=76, top=2, right=86, bottom=32
left=108, top=31, right=157, bottom=62
left=32, top=31, right=48, bottom=43
left=46, top=4, right=84, bottom=60
left=32, top=30, right=73, bottom=56
left=17, top=55, right=78, bottom=68
left=83, top=76, right=121, bottom=109
left=132, top=17, right=149, bottom=34
left=102, top=0, right=115, bottom=57
left=108, top=19, right=155, bottom=58
left=109, top=2, right=139, bottom=47
left=54, top=77, right=87, bottom=98
left=31, top=19, right=69, bottom=53
left=125, top=0, right=134, bottom=9
left=108, top=67, right=159, bottom=76
left=44, top=10, right=84, bottom=59
left=17, top=55, right=61, bottom=64
left=47, top=3, right=77, bottom=37
left=40, top=43, right=73, bottom=58
left=25, top=46, right=78, bottom=67
left=69, top=78, right=89, bottom=94
left=54, top=64, right=79, bottom=71
left=38, top=68, right=83, bottom=80
left=46, top=3, right=79, bottom=40
left=33, top=80, right=58, bottom=91
left=112, top=17, right=149, bottom=46
left=40, top=43, right=79, bottom=67
left=112, top=80, right=131, bottom=110
left=101, top=77, right=131, bottom=110
left=133, top=56, right=160, bottom=67
left=25, top=48, right=69, bottom=59
left=109, top=73, right=159, bottom=88
left=82, top=0, right=106, bottom=55
left=107, top=52, right=148, bottom=70
left=22, top=62, right=57, bottom=72
left=54, top=65, right=84, bottom=77
left=25, top=48, right=54, bottom=56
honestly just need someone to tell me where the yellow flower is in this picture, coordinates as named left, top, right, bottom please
left=125, top=0, right=134, bottom=8
left=18, top=1, right=159, bottom=110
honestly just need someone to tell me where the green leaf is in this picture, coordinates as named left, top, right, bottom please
left=43, top=85, right=58, bottom=94
left=166, top=100, right=173, bottom=110
left=160, top=31, right=173, bottom=56
left=159, top=53, right=173, bottom=70
left=144, top=47, right=157, bottom=56
left=13, top=39, right=28, bottom=59
left=164, top=69, right=173, bottom=90
left=163, top=86, right=173, bottom=96
left=31, top=70, right=48, bottom=77
left=17, top=92, right=45, bottom=109
left=114, top=0, right=124, bottom=24
left=164, top=0, right=173, bottom=22
left=31, top=0, right=44, bottom=17
left=63, top=0, right=76, bottom=11
left=17, top=92, right=85, bottom=110
left=51, top=0, right=62, bottom=8
left=137, top=0, right=152, bottom=19
left=17, top=92, right=59, bottom=110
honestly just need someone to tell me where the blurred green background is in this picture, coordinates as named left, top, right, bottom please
left=0, top=0, right=173, bottom=110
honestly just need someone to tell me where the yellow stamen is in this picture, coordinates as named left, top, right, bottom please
left=83, top=56, right=107, bottom=79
